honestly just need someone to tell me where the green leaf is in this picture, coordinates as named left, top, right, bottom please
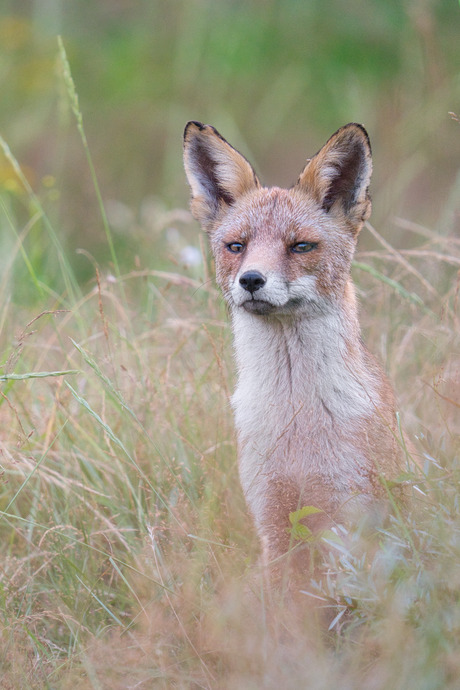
left=287, top=505, right=323, bottom=542
left=290, top=523, right=313, bottom=542
left=289, top=505, right=323, bottom=525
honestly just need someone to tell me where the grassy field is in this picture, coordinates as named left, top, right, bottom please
left=1, top=2, right=460, bottom=688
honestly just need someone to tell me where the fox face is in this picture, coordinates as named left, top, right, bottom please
left=183, top=122, right=373, bottom=318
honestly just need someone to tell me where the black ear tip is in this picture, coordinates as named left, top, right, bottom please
left=342, top=123, right=371, bottom=153
left=183, top=120, right=205, bottom=140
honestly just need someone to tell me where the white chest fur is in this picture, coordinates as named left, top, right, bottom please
left=230, top=307, right=382, bottom=519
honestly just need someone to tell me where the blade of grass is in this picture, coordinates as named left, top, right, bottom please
left=0, top=203, right=44, bottom=297
left=0, top=135, right=82, bottom=309
left=73, top=573, right=124, bottom=628
left=65, top=382, right=186, bottom=531
left=57, top=37, right=124, bottom=301
left=108, top=556, right=149, bottom=627
left=353, top=261, right=434, bottom=316
left=4, top=420, right=68, bottom=514
left=0, top=510, right=178, bottom=596
left=0, top=370, right=79, bottom=381
left=187, top=534, right=236, bottom=549
left=365, top=221, right=438, bottom=298
left=70, top=338, right=196, bottom=503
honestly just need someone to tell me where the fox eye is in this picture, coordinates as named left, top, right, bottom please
left=227, top=242, right=245, bottom=253
left=291, top=242, right=318, bottom=254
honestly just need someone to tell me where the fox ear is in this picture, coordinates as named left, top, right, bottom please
left=183, top=121, right=260, bottom=229
left=296, top=123, right=372, bottom=225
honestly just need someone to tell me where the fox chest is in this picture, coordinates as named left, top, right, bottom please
left=231, top=344, right=378, bottom=483
left=232, top=384, right=377, bottom=524
left=232, top=383, right=365, bottom=467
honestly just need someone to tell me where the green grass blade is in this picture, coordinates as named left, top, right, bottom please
left=57, top=37, right=123, bottom=293
left=0, top=135, right=81, bottom=307
left=4, top=420, right=68, bottom=513
left=65, top=382, right=184, bottom=528
left=0, top=370, right=79, bottom=381
left=353, top=260, right=434, bottom=315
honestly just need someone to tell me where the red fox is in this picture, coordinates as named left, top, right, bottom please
left=183, top=121, right=406, bottom=574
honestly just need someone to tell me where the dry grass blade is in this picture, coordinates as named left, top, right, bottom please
left=365, top=221, right=438, bottom=297
left=0, top=370, right=79, bottom=381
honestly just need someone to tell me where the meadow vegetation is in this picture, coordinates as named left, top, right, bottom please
left=0, top=2, right=459, bottom=687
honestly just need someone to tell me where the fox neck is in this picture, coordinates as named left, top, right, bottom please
left=230, top=280, right=379, bottom=436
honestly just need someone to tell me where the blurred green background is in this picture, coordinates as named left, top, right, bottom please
left=0, top=0, right=459, bottom=298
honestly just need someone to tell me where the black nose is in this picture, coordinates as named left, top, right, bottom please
left=239, top=271, right=266, bottom=294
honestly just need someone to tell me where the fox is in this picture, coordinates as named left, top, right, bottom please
left=183, top=121, right=407, bottom=577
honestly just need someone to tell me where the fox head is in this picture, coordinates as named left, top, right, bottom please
left=183, top=122, right=372, bottom=317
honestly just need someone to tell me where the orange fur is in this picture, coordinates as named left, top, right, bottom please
left=183, top=122, right=406, bottom=579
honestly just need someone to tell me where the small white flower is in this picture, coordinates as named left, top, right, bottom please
left=179, top=245, right=202, bottom=267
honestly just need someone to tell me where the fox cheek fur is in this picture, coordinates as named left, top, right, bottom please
left=183, top=120, right=405, bottom=578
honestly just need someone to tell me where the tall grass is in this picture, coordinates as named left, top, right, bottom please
left=1, top=26, right=460, bottom=690
left=1, top=169, right=459, bottom=688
